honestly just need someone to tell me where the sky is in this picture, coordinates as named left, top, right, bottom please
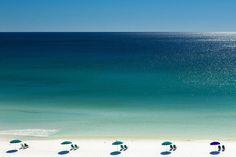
left=0, top=0, right=236, bottom=32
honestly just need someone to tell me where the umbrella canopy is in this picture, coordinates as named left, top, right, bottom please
left=10, top=139, right=22, bottom=144
left=61, top=141, right=72, bottom=145
left=162, top=141, right=172, bottom=146
left=112, top=141, right=123, bottom=145
left=210, top=141, right=220, bottom=145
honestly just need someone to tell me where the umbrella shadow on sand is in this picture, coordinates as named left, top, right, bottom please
left=210, top=151, right=220, bottom=155
left=6, top=149, right=18, bottom=154
left=160, top=151, right=171, bottom=155
left=110, top=151, right=121, bottom=155
left=58, top=150, right=70, bottom=155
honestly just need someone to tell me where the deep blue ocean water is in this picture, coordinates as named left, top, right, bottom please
left=0, top=32, right=235, bottom=139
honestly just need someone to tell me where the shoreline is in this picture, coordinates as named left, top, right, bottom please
left=1, top=135, right=236, bottom=142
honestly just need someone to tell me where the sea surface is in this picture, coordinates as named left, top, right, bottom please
left=0, top=32, right=235, bottom=140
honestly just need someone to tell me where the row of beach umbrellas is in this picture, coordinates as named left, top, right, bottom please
left=5, top=139, right=226, bottom=156
left=110, top=140, right=174, bottom=156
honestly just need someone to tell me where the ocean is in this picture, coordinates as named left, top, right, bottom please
left=0, top=32, right=235, bottom=140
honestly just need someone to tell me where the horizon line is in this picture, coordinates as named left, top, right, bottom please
left=0, top=31, right=236, bottom=33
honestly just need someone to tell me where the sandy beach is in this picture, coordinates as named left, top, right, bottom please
left=0, top=139, right=234, bottom=157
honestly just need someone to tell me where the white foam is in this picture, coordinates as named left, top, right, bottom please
left=0, top=129, right=58, bottom=137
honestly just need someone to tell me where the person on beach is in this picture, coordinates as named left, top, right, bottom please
left=20, top=144, right=24, bottom=149
left=120, top=145, right=124, bottom=151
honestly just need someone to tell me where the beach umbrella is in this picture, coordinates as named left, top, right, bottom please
left=162, top=141, right=172, bottom=146
left=210, top=141, right=220, bottom=151
left=9, top=140, right=22, bottom=150
left=10, top=139, right=22, bottom=144
left=210, top=141, right=220, bottom=145
left=112, top=141, right=123, bottom=145
left=162, top=141, right=172, bottom=151
left=61, top=141, right=72, bottom=145
left=112, top=141, right=123, bottom=151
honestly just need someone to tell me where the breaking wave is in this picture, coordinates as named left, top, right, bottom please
left=0, top=129, right=59, bottom=137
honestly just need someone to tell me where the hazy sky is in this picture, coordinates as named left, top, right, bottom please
left=0, top=0, right=236, bottom=32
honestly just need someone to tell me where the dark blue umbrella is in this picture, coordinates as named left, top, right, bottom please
left=210, top=141, right=221, bottom=151
left=210, top=141, right=220, bottom=145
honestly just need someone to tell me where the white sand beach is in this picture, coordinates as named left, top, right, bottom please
left=0, top=139, right=235, bottom=157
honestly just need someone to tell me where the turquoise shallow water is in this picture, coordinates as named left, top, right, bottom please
left=0, top=32, right=235, bottom=140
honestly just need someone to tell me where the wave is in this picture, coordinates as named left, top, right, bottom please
left=0, top=129, right=59, bottom=137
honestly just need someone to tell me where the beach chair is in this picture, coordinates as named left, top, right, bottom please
left=120, top=145, right=124, bottom=151
left=70, top=144, right=75, bottom=151
left=74, top=144, right=79, bottom=150
left=19, top=144, right=24, bottom=150
left=19, top=143, right=28, bottom=150
left=24, top=143, right=29, bottom=149
left=124, top=145, right=128, bottom=151
left=173, top=145, right=177, bottom=151
left=222, top=145, right=225, bottom=152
